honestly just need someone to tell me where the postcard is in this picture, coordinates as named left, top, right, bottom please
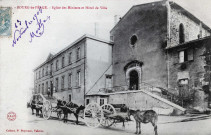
left=0, top=0, right=211, bottom=135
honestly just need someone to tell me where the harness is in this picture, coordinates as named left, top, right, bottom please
left=65, top=101, right=78, bottom=113
left=57, top=101, right=78, bottom=114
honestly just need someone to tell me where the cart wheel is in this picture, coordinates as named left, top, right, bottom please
left=101, top=104, right=116, bottom=127
left=84, top=103, right=103, bottom=128
left=57, top=109, right=64, bottom=120
left=42, top=100, right=52, bottom=120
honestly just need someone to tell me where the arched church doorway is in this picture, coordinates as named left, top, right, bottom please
left=129, top=70, right=139, bottom=90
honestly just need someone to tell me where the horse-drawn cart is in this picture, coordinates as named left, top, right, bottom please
left=29, top=94, right=64, bottom=120
left=29, top=93, right=85, bottom=124
left=84, top=103, right=129, bottom=128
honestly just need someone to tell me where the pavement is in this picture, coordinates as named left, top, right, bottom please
left=1, top=108, right=211, bottom=135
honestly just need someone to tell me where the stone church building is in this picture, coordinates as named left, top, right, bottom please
left=34, top=1, right=211, bottom=113
left=107, top=0, right=211, bottom=112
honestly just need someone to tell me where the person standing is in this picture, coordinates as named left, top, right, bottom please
left=47, top=87, right=50, bottom=97
left=51, top=86, right=55, bottom=97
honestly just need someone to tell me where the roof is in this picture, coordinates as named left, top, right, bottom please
left=166, top=36, right=211, bottom=50
left=110, top=1, right=211, bottom=33
left=34, top=34, right=113, bottom=71
left=110, top=1, right=165, bottom=33
left=46, top=53, right=54, bottom=61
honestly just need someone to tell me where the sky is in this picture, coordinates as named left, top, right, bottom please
left=0, top=0, right=211, bottom=118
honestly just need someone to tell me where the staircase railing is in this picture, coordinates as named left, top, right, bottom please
left=157, top=87, right=191, bottom=107
left=99, top=82, right=185, bottom=107
left=99, top=82, right=155, bottom=93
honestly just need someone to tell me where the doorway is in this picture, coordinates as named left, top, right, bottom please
left=129, top=70, right=139, bottom=90
left=50, top=81, right=53, bottom=96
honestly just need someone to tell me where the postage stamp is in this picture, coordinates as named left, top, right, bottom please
left=0, top=7, right=11, bottom=36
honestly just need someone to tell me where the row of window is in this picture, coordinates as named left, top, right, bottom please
left=36, top=71, right=81, bottom=94
left=36, top=47, right=81, bottom=80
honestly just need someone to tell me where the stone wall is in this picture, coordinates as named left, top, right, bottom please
left=167, top=39, right=210, bottom=108
left=168, top=45, right=206, bottom=92
left=110, top=1, right=168, bottom=89
left=169, top=7, right=210, bottom=47
left=108, top=91, right=184, bottom=115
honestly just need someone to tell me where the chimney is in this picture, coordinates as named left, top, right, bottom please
left=114, top=15, right=121, bottom=25
left=199, top=22, right=202, bottom=38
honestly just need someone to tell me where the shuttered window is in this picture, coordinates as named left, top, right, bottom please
left=61, top=76, right=65, bottom=90
left=77, top=71, right=81, bottom=86
left=188, top=48, right=193, bottom=61
left=178, top=48, right=193, bottom=63
left=68, top=73, right=72, bottom=88
left=179, top=51, right=184, bottom=63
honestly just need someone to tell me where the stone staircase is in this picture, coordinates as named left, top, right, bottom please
left=99, top=82, right=186, bottom=115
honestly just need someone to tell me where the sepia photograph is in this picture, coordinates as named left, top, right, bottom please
left=0, top=0, right=211, bottom=134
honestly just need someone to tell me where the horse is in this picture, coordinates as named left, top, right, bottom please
left=56, top=99, right=66, bottom=119
left=59, top=101, right=85, bottom=124
left=30, top=98, right=43, bottom=117
left=110, top=104, right=129, bottom=128
left=30, top=99, right=36, bottom=115
left=35, top=101, right=43, bottom=117
left=128, top=109, right=158, bottom=135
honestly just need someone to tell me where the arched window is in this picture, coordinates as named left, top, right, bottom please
left=179, top=23, right=185, bottom=43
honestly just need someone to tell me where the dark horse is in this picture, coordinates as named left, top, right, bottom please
left=111, top=104, right=129, bottom=128
left=30, top=99, right=36, bottom=115
left=56, top=100, right=64, bottom=119
left=30, top=98, right=43, bottom=117
left=128, top=109, right=158, bottom=135
left=59, top=101, right=85, bottom=124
